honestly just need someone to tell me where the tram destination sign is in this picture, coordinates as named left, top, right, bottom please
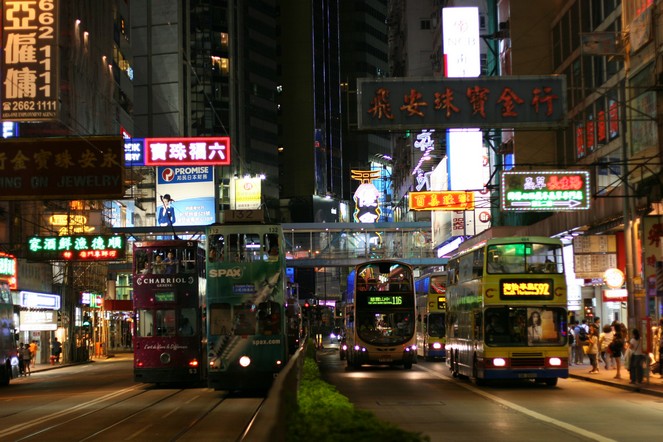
left=501, top=170, right=591, bottom=212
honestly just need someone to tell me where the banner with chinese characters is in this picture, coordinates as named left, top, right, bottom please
left=357, top=76, right=567, bottom=130
left=27, top=234, right=126, bottom=261
left=409, top=191, right=475, bottom=211
left=0, top=136, right=124, bottom=200
left=2, top=0, right=59, bottom=121
left=501, top=170, right=590, bottom=211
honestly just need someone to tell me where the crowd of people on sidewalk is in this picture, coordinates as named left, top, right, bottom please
left=17, top=340, right=39, bottom=376
left=567, top=317, right=663, bottom=385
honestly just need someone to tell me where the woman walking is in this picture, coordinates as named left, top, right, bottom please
left=586, top=326, right=600, bottom=374
left=629, top=328, right=645, bottom=384
left=610, top=328, right=625, bottom=379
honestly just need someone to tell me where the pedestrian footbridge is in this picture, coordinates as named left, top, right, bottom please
left=112, top=222, right=444, bottom=268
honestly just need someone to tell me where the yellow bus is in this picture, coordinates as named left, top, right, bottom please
left=415, top=271, right=447, bottom=361
left=345, top=260, right=417, bottom=370
left=446, top=236, right=568, bottom=386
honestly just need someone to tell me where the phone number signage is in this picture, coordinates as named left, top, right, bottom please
left=1, top=0, right=59, bottom=121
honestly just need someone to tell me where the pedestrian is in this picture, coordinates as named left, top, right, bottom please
left=29, top=340, right=38, bottom=368
left=573, top=320, right=587, bottom=364
left=586, top=326, right=599, bottom=374
left=610, top=328, right=625, bottom=379
left=17, top=343, right=26, bottom=376
left=628, top=328, right=645, bottom=384
left=599, top=324, right=614, bottom=370
left=568, top=323, right=576, bottom=366
left=21, top=344, right=31, bottom=376
left=51, top=337, right=62, bottom=364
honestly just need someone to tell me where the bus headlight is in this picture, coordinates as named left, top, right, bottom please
left=239, top=356, right=251, bottom=367
left=548, top=357, right=562, bottom=366
left=491, top=358, right=506, bottom=367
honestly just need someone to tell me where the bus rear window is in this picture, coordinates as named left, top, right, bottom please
left=484, top=307, right=566, bottom=347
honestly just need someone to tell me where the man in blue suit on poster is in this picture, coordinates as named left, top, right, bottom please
left=158, top=194, right=176, bottom=226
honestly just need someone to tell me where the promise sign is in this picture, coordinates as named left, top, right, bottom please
left=409, top=191, right=475, bottom=211
left=1, top=0, right=59, bottom=121
left=501, top=170, right=591, bottom=211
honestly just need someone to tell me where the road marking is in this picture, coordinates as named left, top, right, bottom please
left=417, top=365, right=617, bottom=442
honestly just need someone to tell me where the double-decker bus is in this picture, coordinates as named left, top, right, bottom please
left=345, top=260, right=417, bottom=370
left=132, top=240, right=206, bottom=384
left=446, top=236, right=568, bottom=386
left=205, top=217, right=289, bottom=392
left=0, top=282, right=19, bottom=386
left=415, top=271, right=447, bottom=361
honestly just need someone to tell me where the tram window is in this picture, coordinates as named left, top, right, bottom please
left=179, top=308, right=197, bottom=336
left=243, top=233, right=261, bottom=262
left=257, top=301, right=281, bottom=335
left=208, top=234, right=225, bottom=262
left=233, top=305, right=256, bottom=335
left=137, top=309, right=154, bottom=337
left=209, top=304, right=232, bottom=335
left=263, top=233, right=280, bottom=261
left=156, top=309, right=176, bottom=336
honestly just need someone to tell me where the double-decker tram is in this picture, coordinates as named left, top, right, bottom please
left=415, top=271, right=447, bottom=361
left=446, top=236, right=568, bottom=386
left=345, top=260, right=417, bottom=370
left=205, top=216, right=288, bottom=392
left=132, top=240, right=206, bottom=384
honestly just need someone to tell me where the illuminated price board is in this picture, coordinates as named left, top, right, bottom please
left=501, top=170, right=590, bottom=211
left=27, top=235, right=126, bottom=261
left=499, top=279, right=554, bottom=301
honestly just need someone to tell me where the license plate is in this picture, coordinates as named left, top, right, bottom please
left=518, top=373, right=536, bottom=379
left=378, top=357, right=392, bottom=363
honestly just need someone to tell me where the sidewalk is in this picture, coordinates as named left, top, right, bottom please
left=16, top=352, right=131, bottom=377
left=568, top=361, right=663, bottom=397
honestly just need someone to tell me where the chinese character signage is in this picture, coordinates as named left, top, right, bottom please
left=27, top=234, right=126, bottom=261
left=145, top=137, right=230, bottom=166
left=0, top=252, right=17, bottom=290
left=0, top=136, right=124, bottom=200
left=409, top=191, right=475, bottom=211
left=357, top=76, right=567, bottom=130
left=2, top=0, right=59, bottom=121
left=501, top=170, right=590, bottom=211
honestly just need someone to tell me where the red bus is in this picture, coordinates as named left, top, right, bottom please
left=133, top=240, right=206, bottom=384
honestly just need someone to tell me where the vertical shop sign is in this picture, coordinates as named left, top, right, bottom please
left=2, top=0, right=59, bottom=121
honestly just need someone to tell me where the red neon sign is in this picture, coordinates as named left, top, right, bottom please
left=145, top=137, right=231, bottom=166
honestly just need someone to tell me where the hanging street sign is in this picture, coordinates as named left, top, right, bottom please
left=501, top=170, right=591, bottom=211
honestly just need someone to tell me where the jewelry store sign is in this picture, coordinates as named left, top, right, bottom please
left=1, top=0, right=59, bottom=121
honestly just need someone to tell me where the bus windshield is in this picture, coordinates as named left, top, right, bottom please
left=484, top=307, right=566, bottom=347
left=487, top=242, right=563, bottom=274
left=357, top=311, right=414, bottom=345
left=428, top=312, right=446, bottom=338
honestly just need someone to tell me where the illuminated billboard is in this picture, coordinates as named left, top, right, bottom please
left=0, top=137, right=124, bottom=200
left=155, top=166, right=216, bottom=226
left=145, top=137, right=231, bottom=166
left=27, top=234, right=126, bottom=261
left=409, top=191, right=475, bottom=211
left=1, top=0, right=59, bottom=121
left=501, top=170, right=591, bottom=211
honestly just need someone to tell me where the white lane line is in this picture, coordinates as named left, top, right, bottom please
left=417, top=365, right=617, bottom=442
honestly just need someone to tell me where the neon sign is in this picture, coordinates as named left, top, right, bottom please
left=409, top=191, right=475, bottom=211
left=0, top=252, right=17, bottom=290
left=501, top=170, right=591, bottom=211
left=351, top=170, right=381, bottom=223
left=145, top=137, right=231, bottom=166
left=27, top=235, right=126, bottom=261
